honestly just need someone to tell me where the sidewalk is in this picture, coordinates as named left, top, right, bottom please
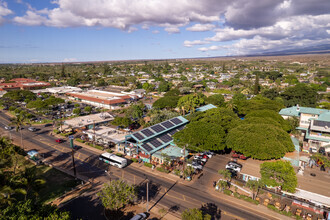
left=125, top=160, right=292, bottom=220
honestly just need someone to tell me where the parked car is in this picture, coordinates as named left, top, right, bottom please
left=28, top=127, right=37, bottom=132
left=232, top=151, right=248, bottom=160
left=4, top=126, right=14, bottom=130
left=55, top=139, right=64, bottom=143
left=193, top=155, right=207, bottom=162
left=193, top=159, right=205, bottom=166
left=187, top=162, right=203, bottom=170
left=203, top=151, right=214, bottom=158
left=227, top=161, right=242, bottom=168
left=130, top=212, right=147, bottom=220
left=226, top=161, right=242, bottom=172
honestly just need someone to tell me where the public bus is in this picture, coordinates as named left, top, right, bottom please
left=99, top=152, right=127, bottom=168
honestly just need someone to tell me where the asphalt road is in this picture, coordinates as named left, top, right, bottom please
left=0, top=111, right=271, bottom=220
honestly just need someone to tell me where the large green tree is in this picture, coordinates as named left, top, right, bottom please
left=97, top=180, right=137, bottom=213
left=177, top=93, right=205, bottom=115
left=205, top=94, right=226, bottom=107
left=260, top=161, right=297, bottom=193
left=235, top=96, right=284, bottom=116
left=244, top=110, right=291, bottom=132
left=281, top=84, right=318, bottom=107
left=181, top=208, right=211, bottom=220
left=158, top=81, right=171, bottom=93
left=152, top=96, right=180, bottom=109
left=3, top=90, right=36, bottom=102
left=126, top=103, right=144, bottom=119
left=226, top=124, right=294, bottom=160
left=112, top=117, right=133, bottom=128
left=174, top=108, right=239, bottom=151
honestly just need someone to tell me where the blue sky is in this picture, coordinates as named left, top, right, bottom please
left=0, top=0, right=329, bottom=63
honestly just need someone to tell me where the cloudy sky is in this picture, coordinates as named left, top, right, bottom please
left=0, top=0, right=329, bottom=63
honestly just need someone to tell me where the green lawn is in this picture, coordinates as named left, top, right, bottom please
left=36, top=166, right=81, bottom=204
left=11, top=154, right=80, bottom=204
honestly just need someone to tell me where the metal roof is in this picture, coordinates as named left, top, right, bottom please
left=128, top=116, right=189, bottom=154
left=279, top=106, right=330, bottom=117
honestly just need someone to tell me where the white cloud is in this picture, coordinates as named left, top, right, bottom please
left=164, top=26, right=180, bottom=34
left=186, top=23, right=215, bottom=32
left=184, top=40, right=209, bottom=47
left=0, top=1, right=13, bottom=25
left=10, top=0, right=330, bottom=55
left=63, top=58, right=77, bottom=62
left=152, top=30, right=160, bottom=34
left=12, top=0, right=230, bottom=32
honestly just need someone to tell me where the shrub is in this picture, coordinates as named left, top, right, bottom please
left=156, top=167, right=170, bottom=173
left=131, top=158, right=138, bottom=163
left=53, top=129, right=60, bottom=134
left=116, top=153, right=123, bottom=157
left=173, top=169, right=181, bottom=176
left=144, top=163, right=153, bottom=168
left=76, top=138, right=85, bottom=143
left=223, top=189, right=232, bottom=196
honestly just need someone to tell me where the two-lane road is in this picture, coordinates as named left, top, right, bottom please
left=0, top=111, right=277, bottom=220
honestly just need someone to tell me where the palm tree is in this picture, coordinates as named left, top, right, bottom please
left=17, top=166, right=45, bottom=201
left=217, top=180, right=229, bottom=192
left=218, top=169, right=232, bottom=182
left=10, top=114, right=26, bottom=150
left=246, top=179, right=263, bottom=200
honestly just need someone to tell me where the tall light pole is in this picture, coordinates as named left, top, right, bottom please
left=144, top=175, right=149, bottom=213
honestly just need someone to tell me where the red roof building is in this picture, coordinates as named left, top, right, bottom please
left=0, top=78, right=50, bottom=91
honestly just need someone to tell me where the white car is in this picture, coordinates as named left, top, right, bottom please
left=130, top=213, right=147, bottom=220
left=187, top=162, right=203, bottom=170
left=225, top=163, right=241, bottom=172
left=28, top=127, right=37, bottom=132
left=203, top=151, right=214, bottom=158
left=4, top=126, right=14, bottom=130
left=193, top=155, right=207, bottom=162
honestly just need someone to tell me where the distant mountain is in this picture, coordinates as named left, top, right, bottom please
left=246, top=44, right=330, bottom=57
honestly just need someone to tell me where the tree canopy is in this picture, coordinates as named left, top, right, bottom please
left=112, top=117, right=133, bottom=128
left=158, top=81, right=171, bottom=93
left=260, top=161, right=297, bottom=193
left=173, top=108, right=239, bottom=152
left=235, top=96, right=284, bottom=116
left=97, top=180, right=137, bottom=212
left=177, top=93, right=205, bottom=114
left=3, top=90, right=36, bottom=102
left=245, top=110, right=291, bottom=132
left=152, top=96, right=180, bottom=109
left=281, top=83, right=319, bottom=107
left=126, top=103, right=144, bottom=119
left=181, top=208, right=211, bottom=220
left=205, top=94, right=226, bottom=107
left=226, top=124, right=294, bottom=160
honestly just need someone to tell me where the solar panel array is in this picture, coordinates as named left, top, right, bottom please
left=141, top=143, right=153, bottom=152
left=314, top=120, right=330, bottom=127
left=170, top=118, right=182, bottom=125
left=141, top=129, right=154, bottom=137
left=159, top=134, right=173, bottom=143
left=149, top=138, right=162, bottom=148
left=132, top=133, right=144, bottom=141
left=150, top=125, right=165, bottom=133
left=161, top=121, right=175, bottom=129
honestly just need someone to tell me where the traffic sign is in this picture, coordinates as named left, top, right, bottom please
left=69, top=135, right=74, bottom=139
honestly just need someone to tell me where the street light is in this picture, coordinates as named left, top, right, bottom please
left=144, top=175, right=149, bottom=213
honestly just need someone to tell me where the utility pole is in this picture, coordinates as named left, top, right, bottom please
left=146, top=178, right=149, bottom=213
left=93, top=120, right=96, bottom=148
left=70, top=138, right=76, bottom=177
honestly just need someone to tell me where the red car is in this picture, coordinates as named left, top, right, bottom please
left=231, top=151, right=248, bottom=160
left=55, top=139, right=64, bottom=143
